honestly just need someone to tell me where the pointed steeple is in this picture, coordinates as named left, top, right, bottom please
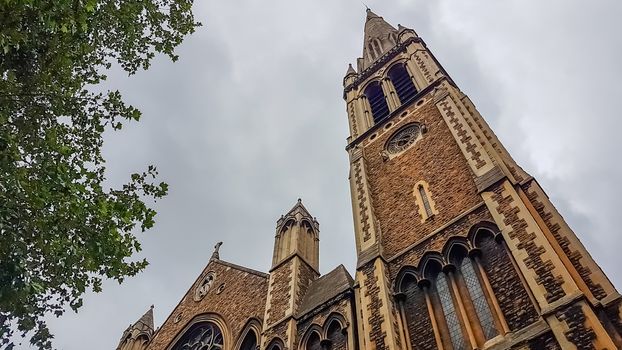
left=135, top=305, right=154, bottom=332
left=272, top=198, right=320, bottom=270
left=360, top=9, right=398, bottom=71
left=343, top=63, right=358, bottom=87
left=117, top=306, right=155, bottom=350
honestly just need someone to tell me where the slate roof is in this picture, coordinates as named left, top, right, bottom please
left=298, top=264, right=354, bottom=317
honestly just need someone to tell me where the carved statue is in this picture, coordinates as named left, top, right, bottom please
left=211, top=241, right=223, bottom=260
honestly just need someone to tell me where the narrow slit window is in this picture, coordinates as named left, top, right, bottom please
left=373, top=39, right=383, bottom=58
left=419, top=185, right=433, bottom=218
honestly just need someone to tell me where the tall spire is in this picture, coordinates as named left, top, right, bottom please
left=360, top=9, right=398, bottom=71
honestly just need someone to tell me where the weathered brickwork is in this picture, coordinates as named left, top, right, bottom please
left=457, top=93, right=528, bottom=184
left=295, top=261, right=320, bottom=313
left=477, top=234, right=539, bottom=330
left=389, top=205, right=491, bottom=278
left=263, top=321, right=289, bottom=348
left=522, top=180, right=607, bottom=300
left=361, top=263, right=388, bottom=350
left=363, top=100, right=482, bottom=257
left=352, top=158, right=373, bottom=243
left=401, top=277, right=436, bottom=350
left=605, top=302, right=622, bottom=338
left=146, top=260, right=268, bottom=350
left=296, top=298, right=351, bottom=350
left=510, top=331, right=561, bottom=350
left=266, top=260, right=293, bottom=325
left=555, top=304, right=597, bottom=349
left=489, top=183, right=566, bottom=304
left=438, top=97, right=488, bottom=170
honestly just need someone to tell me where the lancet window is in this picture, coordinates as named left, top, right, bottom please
left=364, top=81, right=389, bottom=123
left=396, top=229, right=534, bottom=350
left=387, top=63, right=417, bottom=105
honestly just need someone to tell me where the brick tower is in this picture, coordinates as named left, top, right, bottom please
left=262, top=199, right=321, bottom=349
left=343, top=9, right=622, bottom=350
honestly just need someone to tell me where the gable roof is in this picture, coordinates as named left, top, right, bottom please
left=297, top=265, right=354, bottom=317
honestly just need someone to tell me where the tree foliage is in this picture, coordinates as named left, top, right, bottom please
left=0, top=0, right=199, bottom=348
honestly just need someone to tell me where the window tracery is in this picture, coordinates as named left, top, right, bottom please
left=172, top=322, right=223, bottom=350
left=386, top=124, right=420, bottom=155
left=397, top=229, right=520, bottom=350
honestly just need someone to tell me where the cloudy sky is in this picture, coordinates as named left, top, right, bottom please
left=36, top=1, right=622, bottom=349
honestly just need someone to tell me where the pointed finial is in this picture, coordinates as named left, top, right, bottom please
left=362, top=1, right=370, bottom=11
left=211, top=241, right=223, bottom=260
left=150, top=304, right=154, bottom=309
left=297, top=198, right=302, bottom=203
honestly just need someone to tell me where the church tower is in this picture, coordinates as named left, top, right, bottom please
left=343, top=9, right=622, bottom=350
left=262, top=199, right=320, bottom=349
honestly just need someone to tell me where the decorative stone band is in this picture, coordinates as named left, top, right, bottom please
left=349, top=152, right=380, bottom=254
left=482, top=180, right=578, bottom=308
left=356, top=259, right=403, bottom=350
left=435, top=90, right=495, bottom=177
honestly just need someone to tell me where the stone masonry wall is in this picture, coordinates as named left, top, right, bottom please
left=511, top=331, right=561, bottom=350
left=477, top=234, right=539, bottom=331
left=522, top=180, right=607, bottom=300
left=361, top=263, right=388, bottom=350
left=146, top=260, right=268, bottom=350
left=266, top=259, right=293, bottom=325
left=361, top=98, right=482, bottom=257
left=401, top=277, right=436, bottom=350
left=296, top=297, right=352, bottom=350
left=295, top=261, right=320, bottom=314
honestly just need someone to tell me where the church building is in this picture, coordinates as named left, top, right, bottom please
left=116, top=10, right=622, bottom=350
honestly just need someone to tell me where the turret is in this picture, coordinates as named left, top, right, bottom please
left=272, top=198, right=319, bottom=271
left=116, top=306, right=154, bottom=350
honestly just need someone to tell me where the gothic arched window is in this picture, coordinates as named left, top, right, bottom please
left=364, top=81, right=389, bottom=123
left=306, top=331, right=322, bottom=350
left=387, top=63, right=417, bottom=105
left=173, top=322, right=224, bottom=350
left=326, top=319, right=347, bottom=350
left=239, top=330, right=258, bottom=350
left=426, top=261, right=467, bottom=350
left=267, top=338, right=284, bottom=350
left=397, top=272, right=436, bottom=350
left=449, top=247, right=499, bottom=343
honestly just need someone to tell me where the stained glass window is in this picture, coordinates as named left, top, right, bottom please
left=435, top=273, right=466, bottom=350
left=173, top=322, right=223, bottom=350
left=460, top=258, right=498, bottom=340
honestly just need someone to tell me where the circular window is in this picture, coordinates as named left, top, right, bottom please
left=194, top=272, right=216, bottom=301
left=386, top=124, right=421, bottom=154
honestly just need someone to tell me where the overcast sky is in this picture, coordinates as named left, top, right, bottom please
left=34, top=1, right=622, bottom=349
